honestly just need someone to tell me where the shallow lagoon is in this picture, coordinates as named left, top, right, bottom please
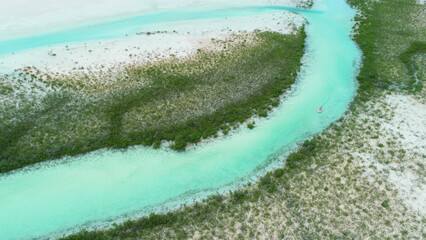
left=0, top=0, right=360, bottom=239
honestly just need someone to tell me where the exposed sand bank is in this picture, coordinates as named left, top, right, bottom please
left=358, top=94, right=425, bottom=215
left=0, top=0, right=308, bottom=74
left=0, top=11, right=305, bottom=74
left=0, top=0, right=308, bottom=41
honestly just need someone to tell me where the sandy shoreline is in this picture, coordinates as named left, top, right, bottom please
left=0, top=11, right=305, bottom=74
left=0, top=0, right=308, bottom=41
left=0, top=0, right=308, bottom=74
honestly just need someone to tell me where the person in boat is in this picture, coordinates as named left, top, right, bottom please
left=318, top=106, right=323, bottom=112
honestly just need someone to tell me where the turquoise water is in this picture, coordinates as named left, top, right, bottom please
left=0, top=0, right=360, bottom=239
left=0, top=6, right=320, bottom=56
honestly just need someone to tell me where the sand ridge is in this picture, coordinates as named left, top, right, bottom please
left=0, top=1, right=308, bottom=74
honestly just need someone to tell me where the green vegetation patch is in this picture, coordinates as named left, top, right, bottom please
left=348, top=0, right=426, bottom=100
left=0, top=29, right=306, bottom=173
left=399, top=41, right=426, bottom=91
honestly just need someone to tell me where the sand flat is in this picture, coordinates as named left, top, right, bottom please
left=0, top=0, right=308, bottom=73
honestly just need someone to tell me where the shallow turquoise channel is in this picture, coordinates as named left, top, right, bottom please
left=0, top=0, right=361, bottom=239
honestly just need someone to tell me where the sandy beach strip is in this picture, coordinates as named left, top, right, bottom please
left=0, top=0, right=308, bottom=74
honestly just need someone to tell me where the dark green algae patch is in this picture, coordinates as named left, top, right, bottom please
left=0, top=29, right=307, bottom=173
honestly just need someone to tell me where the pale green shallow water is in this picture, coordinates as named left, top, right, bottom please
left=0, top=0, right=360, bottom=239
